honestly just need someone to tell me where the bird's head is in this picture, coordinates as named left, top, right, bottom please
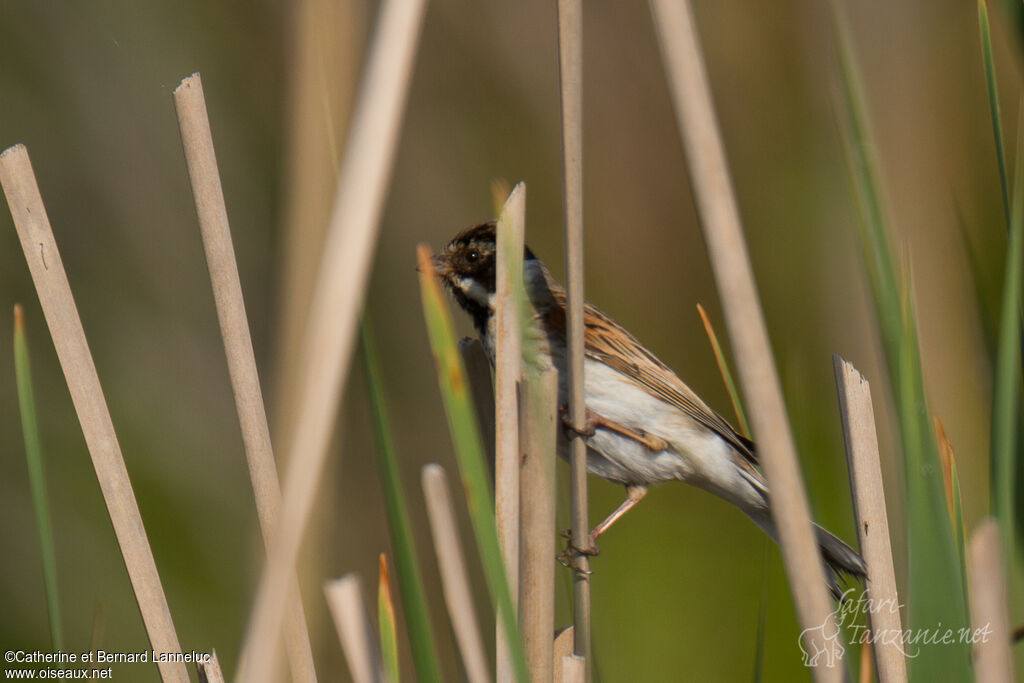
left=433, top=221, right=536, bottom=315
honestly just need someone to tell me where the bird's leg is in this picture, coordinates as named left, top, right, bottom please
left=592, top=484, right=648, bottom=540
left=557, top=485, right=648, bottom=565
left=559, top=405, right=669, bottom=452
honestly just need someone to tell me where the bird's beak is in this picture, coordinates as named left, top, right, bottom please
left=416, top=252, right=447, bottom=276
left=430, top=254, right=446, bottom=273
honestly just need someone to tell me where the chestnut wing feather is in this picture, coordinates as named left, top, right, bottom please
left=545, top=289, right=757, bottom=466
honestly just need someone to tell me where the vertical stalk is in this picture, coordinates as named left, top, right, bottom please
left=0, top=145, right=188, bottom=683
left=518, top=369, right=558, bottom=683
left=555, top=0, right=591, bottom=673
left=833, top=357, right=906, bottom=683
left=236, top=0, right=428, bottom=676
left=172, top=73, right=318, bottom=683
left=649, top=2, right=839, bottom=680
left=495, top=183, right=526, bottom=683
left=967, top=519, right=1013, bottom=682
left=421, top=464, right=492, bottom=683
left=197, top=651, right=227, bottom=683
left=325, top=576, right=385, bottom=683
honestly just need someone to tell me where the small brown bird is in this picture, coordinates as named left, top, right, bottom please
left=433, top=221, right=866, bottom=597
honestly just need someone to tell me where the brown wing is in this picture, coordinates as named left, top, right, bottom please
left=545, top=287, right=757, bottom=466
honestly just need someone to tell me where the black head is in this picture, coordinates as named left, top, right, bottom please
left=433, top=221, right=536, bottom=333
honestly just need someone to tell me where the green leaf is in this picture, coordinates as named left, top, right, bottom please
left=952, top=455, right=967, bottom=584
left=977, top=1, right=1024, bottom=556
left=360, top=321, right=441, bottom=682
left=937, top=418, right=968, bottom=591
left=833, top=8, right=973, bottom=678
left=417, top=245, right=530, bottom=683
left=990, top=113, right=1023, bottom=563
left=14, top=305, right=63, bottom=651
left=897, top=268, right=973, bottom=680
left=834, top=23, right=901, bottom=384
left=697, top=303, right=750, bottom=437
left=979, top=0, right=1012, bottom=231
left=378, top=554, right=400, bottom=683
left=953, top=201, right=998, bottom=361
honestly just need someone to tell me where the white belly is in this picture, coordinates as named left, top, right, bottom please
left=565, top=359, right=729, bottom=485
left=480, top=306, right=758, bottom=506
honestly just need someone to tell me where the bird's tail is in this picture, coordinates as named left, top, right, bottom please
left=747, top=510, right=867, bottom=600
left=813, top=523, right=867, bottom=600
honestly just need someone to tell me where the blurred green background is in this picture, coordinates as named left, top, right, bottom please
left=0, top=0, right=1013, bottom=680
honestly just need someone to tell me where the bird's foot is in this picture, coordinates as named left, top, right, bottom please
left=559, top=405, right=668, bottom=452
left=559, top=404, right=596, bottom=440
left=557, top=530, right=600, bottom=567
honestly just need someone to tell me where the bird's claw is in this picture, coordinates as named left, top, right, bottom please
left=557, top=533, right=600, bottom=567
left=559, top=404, right=596, bottom=440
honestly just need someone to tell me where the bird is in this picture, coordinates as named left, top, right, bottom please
left=431, top=221, right=866, bottom=598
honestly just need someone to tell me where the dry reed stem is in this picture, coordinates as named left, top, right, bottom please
left=552, top=627, right=574, bottom=683
left=172, top=73, right=319, bottom=683
left=554, top=0, right=591, bottom=670
left=197, top=650, right=227, bottom=683
left=325, top=575, right=386, bottom=683
left=273, top=6, right=363, bottom=643
left=833, top=356, right=905, bottom=683
left=560, top=655, right=585, bottom=683
left=421, top=464, right=492, bottom=683
left=236, top=0, right=428, bottom=679
left=460, top=338, right=496, bottom=474
left=518, top=369, right=557, bottom=683
left=0, top=144, right=188, bottom=683
left=273, top=0, right=362, bottom=452
left=968, top=518, right=1013, bottom=683
left=648, top=2, right=839, bottom=679
left=494, top=181, right=526, bottom=683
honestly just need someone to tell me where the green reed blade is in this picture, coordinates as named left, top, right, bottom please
left=14, top=304, right=63, bottom=650
left=378, top=554, right=401, bottom=683
left=417, top=245, right=529, bottom=683
left=360, top=320, right=442, bottom=682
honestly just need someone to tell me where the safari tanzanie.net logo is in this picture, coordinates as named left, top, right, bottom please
left=798, top=589, right=992, bottom=668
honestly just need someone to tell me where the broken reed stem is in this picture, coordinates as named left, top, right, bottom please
left=460, top=338, right=496, bottom=476
left=495, top=182, right=526, bottom=683
left=236, top=0, right=428, bottom=679
left=555, top=0, right=591, bottom=671
left=325, top=576, right=385, bottom=683
left=647, top=2, right=839, bottom=680
left=172, top=72, right=318, bottom=683
left=967, top=518, right=1013, bottom=683
left=0, top=144, right=189, bottom=683
left=197, top=651, right=227, bottom=683
left=495, top=183, right=525, bottom=610
left=833, top=357, right=906, bottom=683
left=560, top=656, right=585, bottom=683
left=421, top=464, right=492, bottom=683
left=518, top=369, right=557, bottom=683
left=552, top=628, right=574, bottom=683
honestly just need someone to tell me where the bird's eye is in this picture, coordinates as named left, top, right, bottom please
left=466, top=249, right=480, bottom=264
